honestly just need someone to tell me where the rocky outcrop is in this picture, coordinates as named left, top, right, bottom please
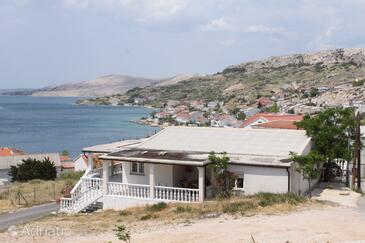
left=224, top=48, right=365, bottom=74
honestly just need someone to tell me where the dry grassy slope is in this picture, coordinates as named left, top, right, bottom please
left=79, top=48, right=365, bottom=107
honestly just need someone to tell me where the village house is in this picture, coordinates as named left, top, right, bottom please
left=257, top=97, right=273, bottom=108
left=60, top=127, right=314, bottom=214
left=190, top=99, right=206, bottom=110
left=175, top=112, right=191, bottom=124
left=240, top=113, right=303, bottom=129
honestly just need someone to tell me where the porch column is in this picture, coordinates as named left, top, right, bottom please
left=198, top=166, right=205, bottom=202
left=87, top=152, right=93, bottom=170
left=149, top=164, right=155, bottom=199
left=102, top=160, right=110, bottom=195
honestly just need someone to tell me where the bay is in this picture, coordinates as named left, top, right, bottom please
left=0, top=96, right=159, bottom=157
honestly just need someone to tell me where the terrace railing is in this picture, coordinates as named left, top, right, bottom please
left=106, top=182, right=199, bottom=203
left=59, top=178, right=102, bottom=214
left=108, top=182, right=150, bottom=199
left=154, top=186, right=199, bottom=202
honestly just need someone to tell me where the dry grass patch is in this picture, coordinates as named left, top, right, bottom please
left=0, top=177, right=79, bottom=214
left=29, top=193, right=311, bottom=235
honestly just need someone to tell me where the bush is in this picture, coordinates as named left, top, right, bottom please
left=256, top=193, right=306, bottom=207
left=58, top=171, right=84, bottom=181
left=222, top=201, right=257, bottom=215
left=113, top=224, right=131, bottom=242
left=146, top=202, right=167, bottom=212
left=9, top=158, right=57, bottom=182
left=352, top=79, right=364, bottom=87
left=140, top=214, right=153, bottom=220
left=174, top=205, right=194, bottom=214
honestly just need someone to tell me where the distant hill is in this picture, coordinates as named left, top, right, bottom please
left=31, top=75, right=158, bottom=97
left=0, top=89, right=33, bottom=95
left=78, top=48, right=365, bottom=108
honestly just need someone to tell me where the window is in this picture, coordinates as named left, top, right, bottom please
left=131, top=162, right=144, bottom=175
left=234, top=174, right=244, bottom=190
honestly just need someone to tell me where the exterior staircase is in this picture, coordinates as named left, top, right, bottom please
left=60, top=173, right=103, bottom=214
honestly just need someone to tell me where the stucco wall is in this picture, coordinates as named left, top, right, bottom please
left=101, top=195, right=156, bottom=210
left=290, top=164, right=319, bottom=195
left=121, top=162, right=173, bottom=186
left=228, top=165, right=289, bottom=195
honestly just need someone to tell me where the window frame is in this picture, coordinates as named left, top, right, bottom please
left=234, top=174, right=245, bottom=191
left=130, top=162, right=145, bottom=175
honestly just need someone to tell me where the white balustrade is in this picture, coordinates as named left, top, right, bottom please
left=59, top=178, right=103, bottom=214
left=107, top=182, right=150, bottom=199
left=154, top=186, right=199, bottom=202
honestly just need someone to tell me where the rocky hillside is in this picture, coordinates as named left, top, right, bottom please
left=78, top=48, right=365, bottom=107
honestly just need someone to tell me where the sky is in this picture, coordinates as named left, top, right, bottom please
left=1, top=0, right=365, bottom=89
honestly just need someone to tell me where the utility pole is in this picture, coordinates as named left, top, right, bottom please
left=355, top=111, right=361, bottom=190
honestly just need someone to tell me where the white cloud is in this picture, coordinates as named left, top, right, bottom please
left=62, top=0, right=190, bottom=22
left=197, top=17, right=283, bottom=34
left=307, top=20, right=342, bottom=50
left=197, top=17, right=238, bottom=32
left=246, top=25, right=283, bottom=34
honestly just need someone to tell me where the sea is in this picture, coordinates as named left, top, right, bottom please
left=0, top=96, right=160, bottom=157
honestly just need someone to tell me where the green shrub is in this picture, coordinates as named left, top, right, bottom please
left=119, top=210, right=132, bottom=216
left=146, top=202, right=168, bottom=212
left=222, top=201, right=257, bottom=215
left=352, top=79, right=364, bottom=87
left=58, top=171, right=84, bottom=181
left=113, top=224, right=131, bottom=242
left=174, top=205, right=194, bottom=214
left=9, top=158, right=57, bottom=182
left=140, top=214, right=153, bottom=220
left=256, top=193, right=306, bottom=207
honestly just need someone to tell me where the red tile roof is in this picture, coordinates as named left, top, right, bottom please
left=61, top=162, right=75, bottom=169
left=0, top=147, right=26, bottom=156
left=252, top=120, right=302, bottom=130
left=257, top=97, right=273, bottom=107
left=60, top=155, right=72, bottom=162
left=240, top=113, right=303, bottom=128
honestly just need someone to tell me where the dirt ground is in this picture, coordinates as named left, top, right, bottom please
left=0, top=184, right=364, bottom=243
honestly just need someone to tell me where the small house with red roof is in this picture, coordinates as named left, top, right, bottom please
left=240, top=113, right=303, bottom=129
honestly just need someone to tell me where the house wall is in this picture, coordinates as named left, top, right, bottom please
left=300, top=140, right=313, bottom=155
left=121, top=162, right=173, bottom=186
left=290, top=164, right=319, bottom=195
left=228, top=164, right=289, bottom=195
left=0, top=169, right=11, bottom=182
left=101, top=195, right=156, bottom=210
left=74, top=156, right=87, bottom=172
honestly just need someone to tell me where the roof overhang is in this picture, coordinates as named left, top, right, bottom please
left=99, top=154, right=210, bottom=166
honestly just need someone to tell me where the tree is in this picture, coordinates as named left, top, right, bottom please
left=290, top=151, right=325, bottom=197
left=266, top=102, right=280, bottom=113
left=61, top=150, right=69, bottom=156
left=9, top=157, right=57, bottom=182
left=309, top=87, right=318, bottom=97
left=295, top=108, right=356, bottom=163
left=208, top=152, right=237, bottom=198
left=236, top=112, right=246, bottom=121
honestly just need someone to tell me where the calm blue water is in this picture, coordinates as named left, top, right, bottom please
left=0, top=96, right=159, bottom=157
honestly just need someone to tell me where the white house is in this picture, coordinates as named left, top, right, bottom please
left=60, top=127, right=313, bottom=214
